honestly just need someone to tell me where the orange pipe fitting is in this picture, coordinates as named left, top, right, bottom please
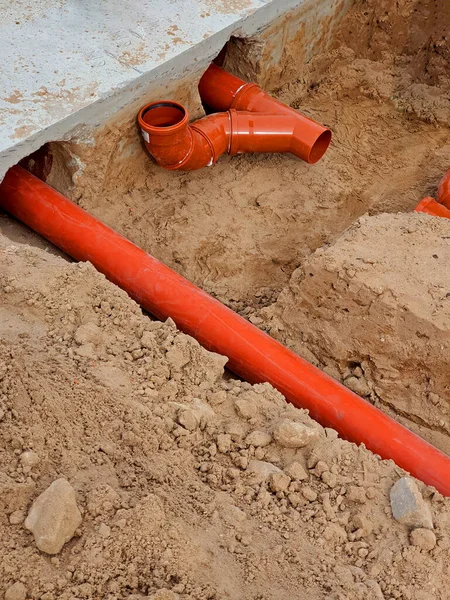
left=138, top=100, right=330, bottom=170
left=437, top=167, right=450, bottom=209
left=2, top=165, right=450, bottom=496
left=198, top=62, right=332, bottom=164
left=415, top=196, right=450, bottom=219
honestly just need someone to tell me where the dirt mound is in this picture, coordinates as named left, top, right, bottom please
left=259, top=212, right=450, bottom=453
left=1, top=234, right=450, bottom=599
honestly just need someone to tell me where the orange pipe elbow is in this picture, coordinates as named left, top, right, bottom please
left=138, top=101, right=330, bottom=170
left=2, top=166, right=450, bottom=496
left=198, top=62, right=332, bottom=164
left=415, top=196, right=450, bottom=219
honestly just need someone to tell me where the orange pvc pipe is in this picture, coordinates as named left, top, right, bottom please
left=415, top=196, right=450, bottom=219
left=198, top=62, right=332, bottom=164
left=138, top=101, right=329, bottom=170
left=2, top=165, right=450, bottom=496
left=437, top=168, right=450, bottom=210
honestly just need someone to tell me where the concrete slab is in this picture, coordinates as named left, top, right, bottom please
left=0, top=0, right=316, bottom=180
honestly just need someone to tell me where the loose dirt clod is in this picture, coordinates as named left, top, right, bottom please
left=410, top=528, right=437, bottom=551
left=4, top=582, right=27, bottom=600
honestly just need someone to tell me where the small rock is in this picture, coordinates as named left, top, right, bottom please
left=315, top=461, right=329, bottom=476
left=141, top=330, right=155, bottom=349
left=302, top=486, right=318, bottom=502
left=352, top=514, right=373, bottom=537
left=245, top=430, right=272, bottom=447
left=217, top=433, right=232, bottom=453
left=390, top=477, right=433, bottom=529
left=20, top=450, right=40, bottom=468
left=248, top=460, right=282, bottom=481
left=323, top=523, right=347, bottom=543
left=98, top=522, right=111, bottom=538
left=344, top=375, right=370, bottom=397
left=191, top=399, right=215, bottom=427
left=9, top=510, right=25, bottom=525
left=322, top=471, right=338, bottom=488
left=347, top=486, right=367, bottom=504
left=284, top=461, right=308, bottom=481
left=410, top=528, right=436, bottom=551
left=5, top=582, right=27, bottom=600
left=166, top=347, right=189, bottom=370
left=74, top=342, right=97, bottom=359
left=224, top=422, right=245, bottom=442
left=273, top=420, right=319, bottom=448
left=234, top=397, right=257, bottom=419
left=177, top=409, right=198, bottom=431
left=269, top=472, right=291, bottom=493
left=25, top=478, right=82, bottom=554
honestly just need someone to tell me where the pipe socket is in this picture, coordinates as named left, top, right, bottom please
left=138, top=100, right=329, bottom=171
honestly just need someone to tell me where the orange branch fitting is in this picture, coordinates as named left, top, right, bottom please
left=138, top=101, right=330, bottom=170
left=2, top=165, right=450, bottom=496
left=198, top=62, right=332, bottom=164
left=415, top=196, right=450, bottom=219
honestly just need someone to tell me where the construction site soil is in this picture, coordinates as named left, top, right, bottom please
left=1, top=0, right=450, bottom=598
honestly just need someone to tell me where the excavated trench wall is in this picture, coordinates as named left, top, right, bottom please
left=8, top=0, right=450, bottom=453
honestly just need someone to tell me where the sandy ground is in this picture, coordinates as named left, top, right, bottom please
left=1, top=0, right=450, bottom=598
left=1, top=234, right=450, bottom=600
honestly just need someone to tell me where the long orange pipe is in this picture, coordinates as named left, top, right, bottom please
left=198, top=62, right=331, bottom=164
left=2, top=165, right=450, bottom=496
left=137, top=101, right=329, bottom=170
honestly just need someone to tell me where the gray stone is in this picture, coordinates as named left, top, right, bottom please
left=25, top=478, right=82, bottom=554
left=390, top=477, right=433, bottom=529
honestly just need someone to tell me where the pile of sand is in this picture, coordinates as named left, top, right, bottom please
left=1, top=232, right=450, bottom=600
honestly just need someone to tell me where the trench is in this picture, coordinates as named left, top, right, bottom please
left=2, top=0, right=450, bottom=453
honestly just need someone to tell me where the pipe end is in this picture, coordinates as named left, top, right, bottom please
left=307, top=129, right=332, bottom=164
left=138, top=101, right=189, bottom=136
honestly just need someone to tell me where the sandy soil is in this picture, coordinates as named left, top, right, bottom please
left=1, top=0, right=450, bottom=598
left=259, top=212, right=450, bottom=454
left=1, top=233, right=450, bottom=600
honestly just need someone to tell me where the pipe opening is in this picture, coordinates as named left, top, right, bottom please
left=308, top=129, right=332, bottom=164
left=140, top=101, right=188, bottom=130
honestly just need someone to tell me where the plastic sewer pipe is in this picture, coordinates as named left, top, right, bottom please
left=415, top=168, right=450, bottom=218
left=198, top=62, right=331, bottom=160
left=138, top=67, right=331, bottom=170
left=1, top=165, right=450, bottom=496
